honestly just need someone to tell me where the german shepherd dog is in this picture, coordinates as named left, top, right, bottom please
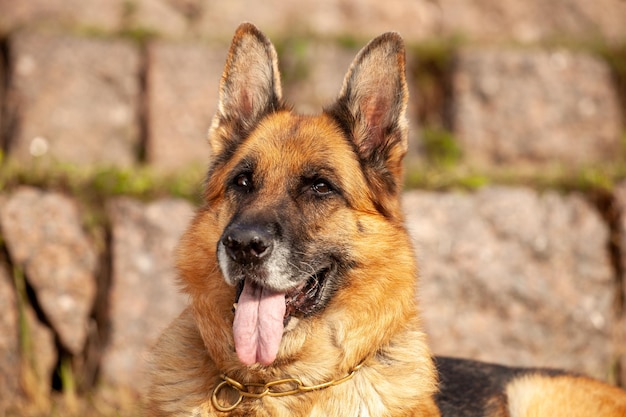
left=147, top=23, right=626, bottom=416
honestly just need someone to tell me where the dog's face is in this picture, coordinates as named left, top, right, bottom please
left=178, top=23, right=415, bottom=369
left=213, top=113, right=372, bottom=366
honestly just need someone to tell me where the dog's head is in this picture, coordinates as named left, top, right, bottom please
left=178, top=23, right=416, bottom=369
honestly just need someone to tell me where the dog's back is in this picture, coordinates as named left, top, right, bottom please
left=436, top=357, right=626, bottom=417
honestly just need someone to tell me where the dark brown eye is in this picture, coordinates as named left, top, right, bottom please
left=234, top=173, right=252, bottom=190
left=312, top=180, right=332, bottom=195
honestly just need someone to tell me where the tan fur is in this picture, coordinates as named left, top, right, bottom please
left=506, top=374, right=626, bottom=417
left=148, top=111, right=440, bottom=415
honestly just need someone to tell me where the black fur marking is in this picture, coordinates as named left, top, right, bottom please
left=435, top=356, right=570, bottom=417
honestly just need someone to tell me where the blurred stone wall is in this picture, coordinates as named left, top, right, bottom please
left=0, top=0, right=625, bottom=415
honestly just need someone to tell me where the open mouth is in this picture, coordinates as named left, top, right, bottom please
left=234, top=266, right=332, bottom=325
left=231, top=264, right=335, bottom=365
left=285, top=267, right=331, bottom=319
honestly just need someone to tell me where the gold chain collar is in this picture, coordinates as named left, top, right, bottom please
left=211, top=362, right=364, bottom=412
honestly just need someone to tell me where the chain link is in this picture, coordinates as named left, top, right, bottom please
left=211, top=362, right=364, bottom=412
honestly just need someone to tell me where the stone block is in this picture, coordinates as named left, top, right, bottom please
left=450, top=49, right=622, bottom=168
left=0, top=187, right=97, bottom=355
left=0, top=0, right=121, bottom=35
left=146, top=40, right=227, bottom=171
left=101, top=197, right=193, bottom=392
left=9, top=33, right=140, bottom=166
left=403, top=187, right=614, bottom=379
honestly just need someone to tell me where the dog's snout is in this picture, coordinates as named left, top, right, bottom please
left=222, top=225, right=274, bottom=265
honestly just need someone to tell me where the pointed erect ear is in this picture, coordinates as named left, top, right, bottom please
left=326, top=33, right=408, bottom=210
left=209, top=23, right=283, bottom=157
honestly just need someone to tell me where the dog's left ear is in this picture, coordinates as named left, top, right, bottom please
left=327, top=33, right=408, bottom=216
left=209, top=23, right=283, bottom=158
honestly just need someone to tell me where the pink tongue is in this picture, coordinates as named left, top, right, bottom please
left=233, top=280, right=286, bottom=366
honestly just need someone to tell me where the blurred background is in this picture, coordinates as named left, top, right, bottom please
left=0, top=0, right=625, bottom=415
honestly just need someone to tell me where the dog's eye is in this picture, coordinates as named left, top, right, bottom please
left=234, top=173, right=253, bottom=191
left=311, top=180, right=333, bottom=196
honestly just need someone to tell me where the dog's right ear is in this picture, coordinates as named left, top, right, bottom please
left=209, top=23, right=283, bottom=158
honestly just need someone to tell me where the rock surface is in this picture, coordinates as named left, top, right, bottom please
left=436, top=0, right=626, bottom=44
left=404, top=187, right=615, bottom=379
left=0, top=187, right=97, bottom=355
left=100, top=197, right=193, bottom=391
left=450, top=49, right=622, bottom=168
left=8, top=33, right=140, bottom=166
left=146, top=41, right=226, bottom=170
left=1, top=0, right=625, bottom=43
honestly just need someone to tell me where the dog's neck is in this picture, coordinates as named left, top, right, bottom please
left=211, top=361, right=365, bottom=412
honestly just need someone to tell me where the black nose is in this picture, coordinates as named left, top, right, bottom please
left=222, top=225, right=273, bottom=265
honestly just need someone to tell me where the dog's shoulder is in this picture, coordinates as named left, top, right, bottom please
left=147, top=308, right=217, bottom=416
left=435, top=356, right=626, bottom=417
